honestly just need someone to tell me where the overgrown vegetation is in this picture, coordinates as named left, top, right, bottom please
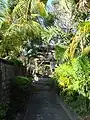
left=0, top=0, right=90, bottom=119
left=0, top=0, right=52, bottom=59
left=54, top=56, right=90, bottom=114
left=54, top=0, right=90, bottom=119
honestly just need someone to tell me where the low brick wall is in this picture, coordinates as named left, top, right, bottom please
left=0, top=58, right=27, bottom=104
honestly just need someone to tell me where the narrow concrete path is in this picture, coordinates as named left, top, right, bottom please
left=23, top=78, right=77, bottom=120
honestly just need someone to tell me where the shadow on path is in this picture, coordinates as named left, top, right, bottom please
left=23, top=77, right=78, bottom=120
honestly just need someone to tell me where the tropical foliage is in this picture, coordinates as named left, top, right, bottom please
left=54, top=0, right=90, bottom=118
left=0, top=0, right=51, bottom=59
left=0, top=0, right=90, bottom=119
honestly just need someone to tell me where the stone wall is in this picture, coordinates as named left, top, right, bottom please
left=0, top=58, right=27, bottom=104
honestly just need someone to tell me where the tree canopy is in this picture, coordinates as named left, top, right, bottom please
left=0, top=0, right=90, bottom=118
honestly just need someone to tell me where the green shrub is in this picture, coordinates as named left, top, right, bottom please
left=16, top=76, right=32, bottom=86
left=55, top=56, right=90, bottom=96
left=0, top=103, right=8, bottom=120
left=54, top=55, right=90, bottom=115
left=10, top=58, right=23, bottom=65
left=55, top=45, right=67, bottom=63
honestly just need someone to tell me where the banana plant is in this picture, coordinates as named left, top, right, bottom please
left=65, top=21, right=90, bottom=59
left=0, top=0, right=49, bottom=58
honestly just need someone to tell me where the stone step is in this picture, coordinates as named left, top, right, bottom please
left=32, top=81, right=51, bottom=86
left=32, top=85, right=50, bottom=91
